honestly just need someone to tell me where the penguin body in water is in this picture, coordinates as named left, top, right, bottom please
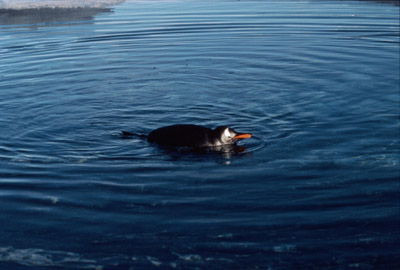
left=123, top=124, right=252, bottom=148
left=148, top=124, right=251, bottom=147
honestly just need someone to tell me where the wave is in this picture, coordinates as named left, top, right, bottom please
left=0, top=0, right=125, bottom=9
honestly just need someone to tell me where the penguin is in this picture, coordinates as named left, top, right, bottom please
left=146, top=124, right=252, bottom=147
left=122, top=125, right=252, bottom=147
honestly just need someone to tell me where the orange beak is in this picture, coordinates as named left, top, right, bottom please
left=233, top=133, right=252, bottom=140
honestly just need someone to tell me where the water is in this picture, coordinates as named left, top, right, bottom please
left=0, top=0, right=399, bottom=269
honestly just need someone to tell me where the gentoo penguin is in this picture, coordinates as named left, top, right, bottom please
left=146, top=124, right=252, bottom=147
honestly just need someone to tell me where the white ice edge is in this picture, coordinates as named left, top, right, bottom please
left=0, top=0, right=126, bottom=9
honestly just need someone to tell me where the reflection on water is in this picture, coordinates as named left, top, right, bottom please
left=155, top=144, right=250, bottom=160
left=0, top=8, right=112, bottom=27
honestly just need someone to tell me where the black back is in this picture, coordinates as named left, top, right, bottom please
left=148, top=124, right=212, bottom=147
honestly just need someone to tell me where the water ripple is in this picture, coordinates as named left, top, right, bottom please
left=0, top=1, right=399, bottom=269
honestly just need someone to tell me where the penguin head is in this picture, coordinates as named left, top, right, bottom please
left=212, top=126, right=252, bottom=145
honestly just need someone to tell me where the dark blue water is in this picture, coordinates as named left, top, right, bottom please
left=0, top=0, right=399, bottom=269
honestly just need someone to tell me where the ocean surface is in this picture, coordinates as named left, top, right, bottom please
left=0, top=0, right=399, bottom=269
